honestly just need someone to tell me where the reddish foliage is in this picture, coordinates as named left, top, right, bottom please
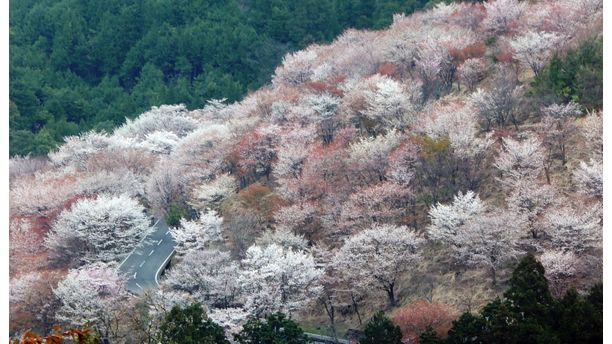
left=392, top=300, right=459, bottom=343
left=305, top=80, right=344, bottom=97
left=377, top=63, right=398, bottom=77
left=495, top=49, right=514, bottom=63
left=449, top=42, right=486, bottom=64
left=238, top=183, right=281, bottom=220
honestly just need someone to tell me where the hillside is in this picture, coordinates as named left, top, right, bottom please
left=9, top=0, right=440, bottom=156
left=9, top=0, right=603, bottom=342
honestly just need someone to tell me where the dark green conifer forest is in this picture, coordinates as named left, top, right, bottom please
left=9, top=0, right=439, bottom=156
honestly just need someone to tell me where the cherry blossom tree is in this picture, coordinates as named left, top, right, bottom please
left=113, top=104, right=199, bottom=141
left=162, top=249, right=239, bottom=308
left=145, top=160, right=186, bottom=214
left=345, top=129, right=402, bottom=185
left=273, top=201, right=320, bottom=241
left=334, top=224, right=422, bottom=306
left=572, top=159, right=602, bottom=198
left=483, top=0, right=527, bottom=35
left=539, top=250, right=579, bottom=297
left=428, top=191, right=522, bottom=285
left=10, top=176, right=74, bottom=217
left=510, top=31, right=562, bottom=76
left=256, top=228, right=308, bottom=251
left=140, top=130, right=180, bottom=154
left=494, top=135, right=545, bottom=182
left=580, top=110, right=602, bottom=159
left=44, top=194, right=151, bottom=266
left=54, top=262, right=130, bottom=342
left=170, top=210, right=223, bottom=256
left=458, top=58, right=488, bottom=92
left=49, top=131, right=113, bottom=169
left=339, top=182, right=411, bottom=232
left=10, top=270, right=63, bottom=332
left=505, top=179, right=557, bottom=239
left=362, top=76, right=419, bottom=132
left=386, top=140, right=420, bottom=186
left=544, top=204, right=602, bottom=254
left=471, top=79, right=524, bottom=132
left=9, top=155, right=48, bottom=182
left=238, top=243, right=322, bottom=317
left=190, top=174, right=237, bottom=212
left=273, top=49, right=317, bottom=86
left=232, top=125, right=279, bottom=186
left=76, top=169, right=144, bottom=198
left=539, top=102, right=581, bottom=167
left=9, top=218, right=43, bottom=275
left=416, top=39, right=455, bottom=100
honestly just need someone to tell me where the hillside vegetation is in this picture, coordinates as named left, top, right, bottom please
left=9, top=0, right=439, bottom=156
left=9, top=0, right=602, bottom=342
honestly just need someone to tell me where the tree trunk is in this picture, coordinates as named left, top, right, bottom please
left=386, top=283, right=397, bottom=307
left=351, top=292, right=362, bottom=325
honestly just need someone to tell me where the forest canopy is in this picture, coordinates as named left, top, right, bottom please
left=9, top=0, right=439, bottom=156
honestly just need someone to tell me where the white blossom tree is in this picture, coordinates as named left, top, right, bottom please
left=540, top=102, right=581, bottom=167
left=483, top=0, right=527, bottom=34
left=458, top=58, right=487, bottom=92
left=256, top=228, right=309, bottom=251
left=505, top=179, right=557, bottom=239
left=540, top=249, right=579, bottom=297
left=494, top=135, right=545, bottom=182
left=113, top=104, right=199, bottom=141
left=170, top=210, right=223, bottom=256
left=238, top=243, right=322, bottom=317
left=54, top=262, right=130, bottom=341
left=544, top=204, right=602, bottom=254
left=49, top=131, right=113, bottom=168
left=44, top=194, right=151, bottom=266
left=163, top=249, right=239, bottom=308
left=510, top=31, right=562, bottom=76
left=363, top=76, right=419, bottom=132
left=573, top=159, right=603, bottom=198
left=428, top=191, right=522, bottom=285
left=346, top=129, right=402, bottom=184
left=140, top=130, right=180, bottom=154
left=190, top=174, right=237, bottom=212
left=334, top=224, right=422, bottom=306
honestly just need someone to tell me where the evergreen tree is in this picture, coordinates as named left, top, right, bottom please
left=359, top=312, right=403, bottom=344
left=159, top=303, right=229, bottom=344
left=233, top=312, right=310, bottom=344
left=418, top=326, right=442, bottom=344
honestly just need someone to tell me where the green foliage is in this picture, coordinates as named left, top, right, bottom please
left=233, top=312, right=310, bottom=344
left=10, top=0, right=436, bottom=156
left=359, top=312, right=403, bottom=344
left=419, top=326, right=442, bottom=344
left=166, top=201, right=190, bottom=228
left=443, top=255, right=603, bottom=344
left=530, top=36, right=602, bottom=109
left=158, top=303, right=229, bottom=344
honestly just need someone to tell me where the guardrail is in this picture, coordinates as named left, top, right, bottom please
left=305, top=332, right=350, bottom=344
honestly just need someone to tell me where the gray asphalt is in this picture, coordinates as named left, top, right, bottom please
left=117, top=218, right=176, bottom=294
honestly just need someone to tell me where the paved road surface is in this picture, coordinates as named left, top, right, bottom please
left=117, top=218, right=175, bottom=294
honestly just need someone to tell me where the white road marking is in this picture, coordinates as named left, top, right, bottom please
left=139, top=261, right=145, bottom=267
left=157, top=239, right=163, bottom=245
left=148, top=249, right=155, bottom=256
left=166, top=230, right=170, bottom=235
left=135, top=282, right=143, bottom=290
left=133, top=272, right=137, bottom=279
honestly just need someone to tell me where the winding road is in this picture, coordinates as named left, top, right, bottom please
left=117, top=218, right=176, bottom=294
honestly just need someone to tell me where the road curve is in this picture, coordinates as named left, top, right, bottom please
left=117, top=218, right=176, bottom=294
